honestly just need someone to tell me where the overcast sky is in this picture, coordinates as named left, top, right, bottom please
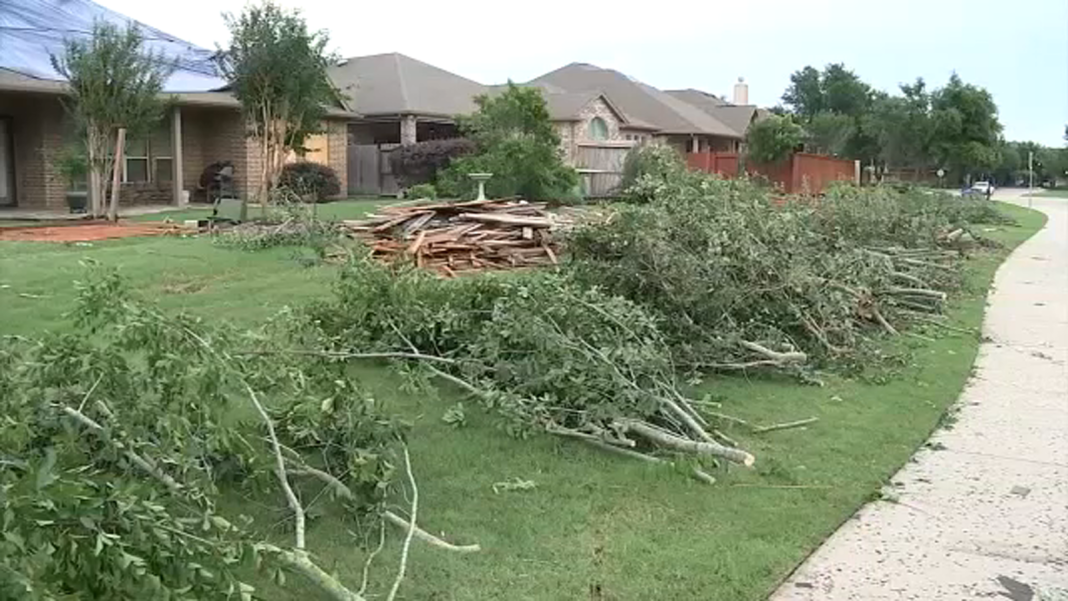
left=99, top=0, right=1068, bottom=146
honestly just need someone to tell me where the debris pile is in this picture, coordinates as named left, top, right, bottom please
left=342, top=198, right=560, bottom=276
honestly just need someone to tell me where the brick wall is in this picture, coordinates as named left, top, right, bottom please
left=575, top=97, right=622, bottom=142
left=326, top=120, right=347, bottom=197
left=0, top=93, right=68, bottom=210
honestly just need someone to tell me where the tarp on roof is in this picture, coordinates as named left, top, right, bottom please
left=0, top=0, right=225, bottom=92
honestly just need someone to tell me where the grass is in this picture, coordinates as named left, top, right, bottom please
left=0, top=201, right=1046, bottom=600
left=128, top=196, right=393, bottom=223
left=1036, top=188, right=1068, bottom=198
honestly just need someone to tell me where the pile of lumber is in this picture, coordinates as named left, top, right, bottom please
left=341, top=198, right=560, bottom=276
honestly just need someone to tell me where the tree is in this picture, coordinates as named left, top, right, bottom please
left=52, top=22, right=171, bottom=220
left=992, top=141, right=1021, bottom=186
left=805, top=112, right=855, bottom=156
left=781, top=66, right=823, bottom=120
left=219, top=1, right=336, bottom=220
left=438, top=83, right=577, bottom=200
left=929, top=74, right=1002, bottom=182
left=745, top=114, right=804, bottom=163
left=864, top=79, right=932, bottom=174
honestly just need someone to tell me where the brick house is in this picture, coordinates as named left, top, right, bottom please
left=0, top=0, right=355, bottom=212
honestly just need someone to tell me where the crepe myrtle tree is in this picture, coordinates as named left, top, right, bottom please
left=52, top=21, right=172, bottom=220
left=218, top=0, right=338, bottom=220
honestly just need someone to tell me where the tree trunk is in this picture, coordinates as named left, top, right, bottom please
left=108, top=128, right=126, bottom=222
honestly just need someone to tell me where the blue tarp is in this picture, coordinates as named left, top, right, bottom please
left=0, top=0, right=226, bottom=92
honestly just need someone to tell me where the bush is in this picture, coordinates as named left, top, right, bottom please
left=437, top=83, right=577, bottom=200
left=620, top=143, right=685, bottom=202
left=406, top=183, right=438, bottom=200
left=278, top=161, right=341, bottom=202
left=389, top=138, right=476, bottom=188
left=745, top=114, right=803, bottom=164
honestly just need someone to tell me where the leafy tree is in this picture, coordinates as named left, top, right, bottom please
left=992, top=141, right=1022, bottom=186
left=781, top=66, right=823, bottom=120
left=805, top=112, right=855, bottom=156
left=438, top=83, right=577, bottom=200
left=929, top=74, right=1002, bottom=182
left=219, top=0, right=336, bottom=220
left=745, top=114, right=803, bottom=163
left=863, top=79, right=932, bottom=174
left=52, top=22, right=171, bottom=220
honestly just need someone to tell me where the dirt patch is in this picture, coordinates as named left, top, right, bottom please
left=0, top=222, right=183, bottom=243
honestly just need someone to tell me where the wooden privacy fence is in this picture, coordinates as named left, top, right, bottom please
left=347, top=143, right=400, bottom=196
left=576, top=142, right=630, bottom=198
left=686, top=152, right=739, bottom=177
left=688, top=151, right=859, bottom=195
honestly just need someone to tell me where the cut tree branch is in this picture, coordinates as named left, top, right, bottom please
left=752, top=417, right=818, bottom=434
left=618, top=420, right=756, bottom=466
left=739, top=340, right=807, bottom=364
left=386, top=446, right=417, bottom=601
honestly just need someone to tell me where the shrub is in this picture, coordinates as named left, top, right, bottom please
left=620, top=143, right=685, bottom=202
left=745, top=114, right=804, bottom=164
left=389, top=138, right=476, bottom=188
left=406, top=183, right=438, bottom=200
left=278, top=161, right=341, bottom=202
left=437, top=83, right=577, bottom=200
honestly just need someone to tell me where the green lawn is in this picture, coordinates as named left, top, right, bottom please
left=129, top=196, right=393, bottom=223
left=0, top=202, right=1046, bottom=600
left=1037, top=188, right=1068, bottom=198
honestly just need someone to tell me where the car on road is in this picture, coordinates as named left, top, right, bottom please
left=971, top=181, right=995, bottom=197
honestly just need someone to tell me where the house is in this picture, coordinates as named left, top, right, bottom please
left=0, top=0, right=355, bottom=212
left=527, top=63, right=744, bottom=153
left=665, top=83, right=770, bottom=140
left=330, top=53, right=486, bottom=146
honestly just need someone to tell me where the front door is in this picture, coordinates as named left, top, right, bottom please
left=0, top=117, right=13, bottom=206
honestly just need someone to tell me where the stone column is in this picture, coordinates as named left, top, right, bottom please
left=691, top=135, right=700, bottom=153
left=171, top=106, right=185, bottom=206
left=400, top=115, right=417, bottom=145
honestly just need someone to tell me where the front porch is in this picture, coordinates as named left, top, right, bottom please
left=0, top=88, right=260, bottom=214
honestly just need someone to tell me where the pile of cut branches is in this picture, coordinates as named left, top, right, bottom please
left=293, top=261, right=760, bottom=480
left=0, top=265, right=476, bottom=600
left=565, top=172, right=1003, bottom=370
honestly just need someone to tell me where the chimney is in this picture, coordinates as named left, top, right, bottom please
left=732, top=77, right=749, bottom=105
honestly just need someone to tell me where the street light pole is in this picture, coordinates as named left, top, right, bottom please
left=1028, top=151, right=1034, bottom=208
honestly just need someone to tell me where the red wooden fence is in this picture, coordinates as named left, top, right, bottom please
left=686, top=152, right=739, bottom=177
left=687, top=151, right=858, bottom=195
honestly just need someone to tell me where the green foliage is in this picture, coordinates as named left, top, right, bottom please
left=746, top=115, right=804, bottom=164
left=864, top=80, right=932, bottom=171
left=302, top=261, right=679, bottom=439
left=620, top=143, right=686, bottom=201
left=406, top=183, right=439, bottom=200
left=438, top=83, right=577, bottom=200
left=566, top=173, right=1007, bottom=369
left=389, top=139, right=477, bottom=188
left=278, top=161, right=341, bottom=201
left=805, top=112, right=855, bottom=156
left=927, top=74, right=1002, bottom=180
left=0, top=264, right=402, bottom=598
left=52, top=143, right=89, bottom=190
left=219, top=0, right=336, bottom=216
left=50, top=21, right=172, bottom=218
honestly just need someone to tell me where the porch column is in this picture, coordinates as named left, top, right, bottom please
left=690, top=135, right=700, bottom=153
left=171, top=106, right=185, bottom=206
left=400, top=115, right=417, bottom=145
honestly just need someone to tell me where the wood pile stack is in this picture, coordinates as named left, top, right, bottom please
left=341, top=198, right=561, bottom=276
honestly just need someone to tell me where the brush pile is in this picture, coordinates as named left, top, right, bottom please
left=341, top=198, right=562, bottom=276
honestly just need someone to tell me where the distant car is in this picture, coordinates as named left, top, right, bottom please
left=971, top=181, right=995, bottom=196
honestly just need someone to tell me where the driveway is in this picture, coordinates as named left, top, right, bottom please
left=770, top=190, right=1068, bottom=600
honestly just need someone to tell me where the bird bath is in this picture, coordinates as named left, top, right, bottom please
left=468, top=172, right=493, bottom=201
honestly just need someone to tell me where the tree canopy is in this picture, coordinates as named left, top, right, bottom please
left=218, top=0, right=336, bottom=218
left=745, top=114, right=804, bottom=164
left=51, top=21, right=171, bottom=219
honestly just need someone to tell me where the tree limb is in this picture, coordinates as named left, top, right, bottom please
left=244, top=381, right=305, bottom=550
left=386, top=446, right=416, bottom=601
left=738, top=340, right=807, bottom=364
left=752, top=417, right=818, bottom=434
left=382, top=511, right=481, bottom=554
left=618, top=420, right=756, bottom=466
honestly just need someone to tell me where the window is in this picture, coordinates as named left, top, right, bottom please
left=589, top=117, right=609, bottom=141
left=124, top=136, right=149, bottom=183
left=123, top=124, right=172, bottom=185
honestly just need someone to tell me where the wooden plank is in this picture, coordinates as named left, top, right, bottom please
left=406, top=230, right=427, bottom=255
left=458, top=213, right=553, bottom=227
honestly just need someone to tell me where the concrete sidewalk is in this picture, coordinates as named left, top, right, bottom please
left=771, top=192, right=1068, bottom=601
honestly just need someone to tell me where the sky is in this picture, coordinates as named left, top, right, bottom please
left=96, top=0, right=1068, bottom=146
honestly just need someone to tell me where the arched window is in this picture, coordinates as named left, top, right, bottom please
left=589, top=117, right=609, bottom=141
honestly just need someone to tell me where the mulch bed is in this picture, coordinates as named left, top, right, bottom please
left=0, top=222, right=183, bottom=243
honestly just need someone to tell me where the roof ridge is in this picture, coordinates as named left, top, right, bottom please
left=393, top=52, right=412, bottom=112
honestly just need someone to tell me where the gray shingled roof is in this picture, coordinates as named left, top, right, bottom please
left=665, top=89, right=760, bottom=137
left=329, top=53, right=488, bottom=118
left=529, top=64, right=741, bottom=139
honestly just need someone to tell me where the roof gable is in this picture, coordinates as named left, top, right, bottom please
left=0, top=0, right=225, bottom=92
left=665, top=89, right=759, bottom=137
left=529, top=63, right=740, bottom=138
left=329, top=52, right=488, bottom=118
